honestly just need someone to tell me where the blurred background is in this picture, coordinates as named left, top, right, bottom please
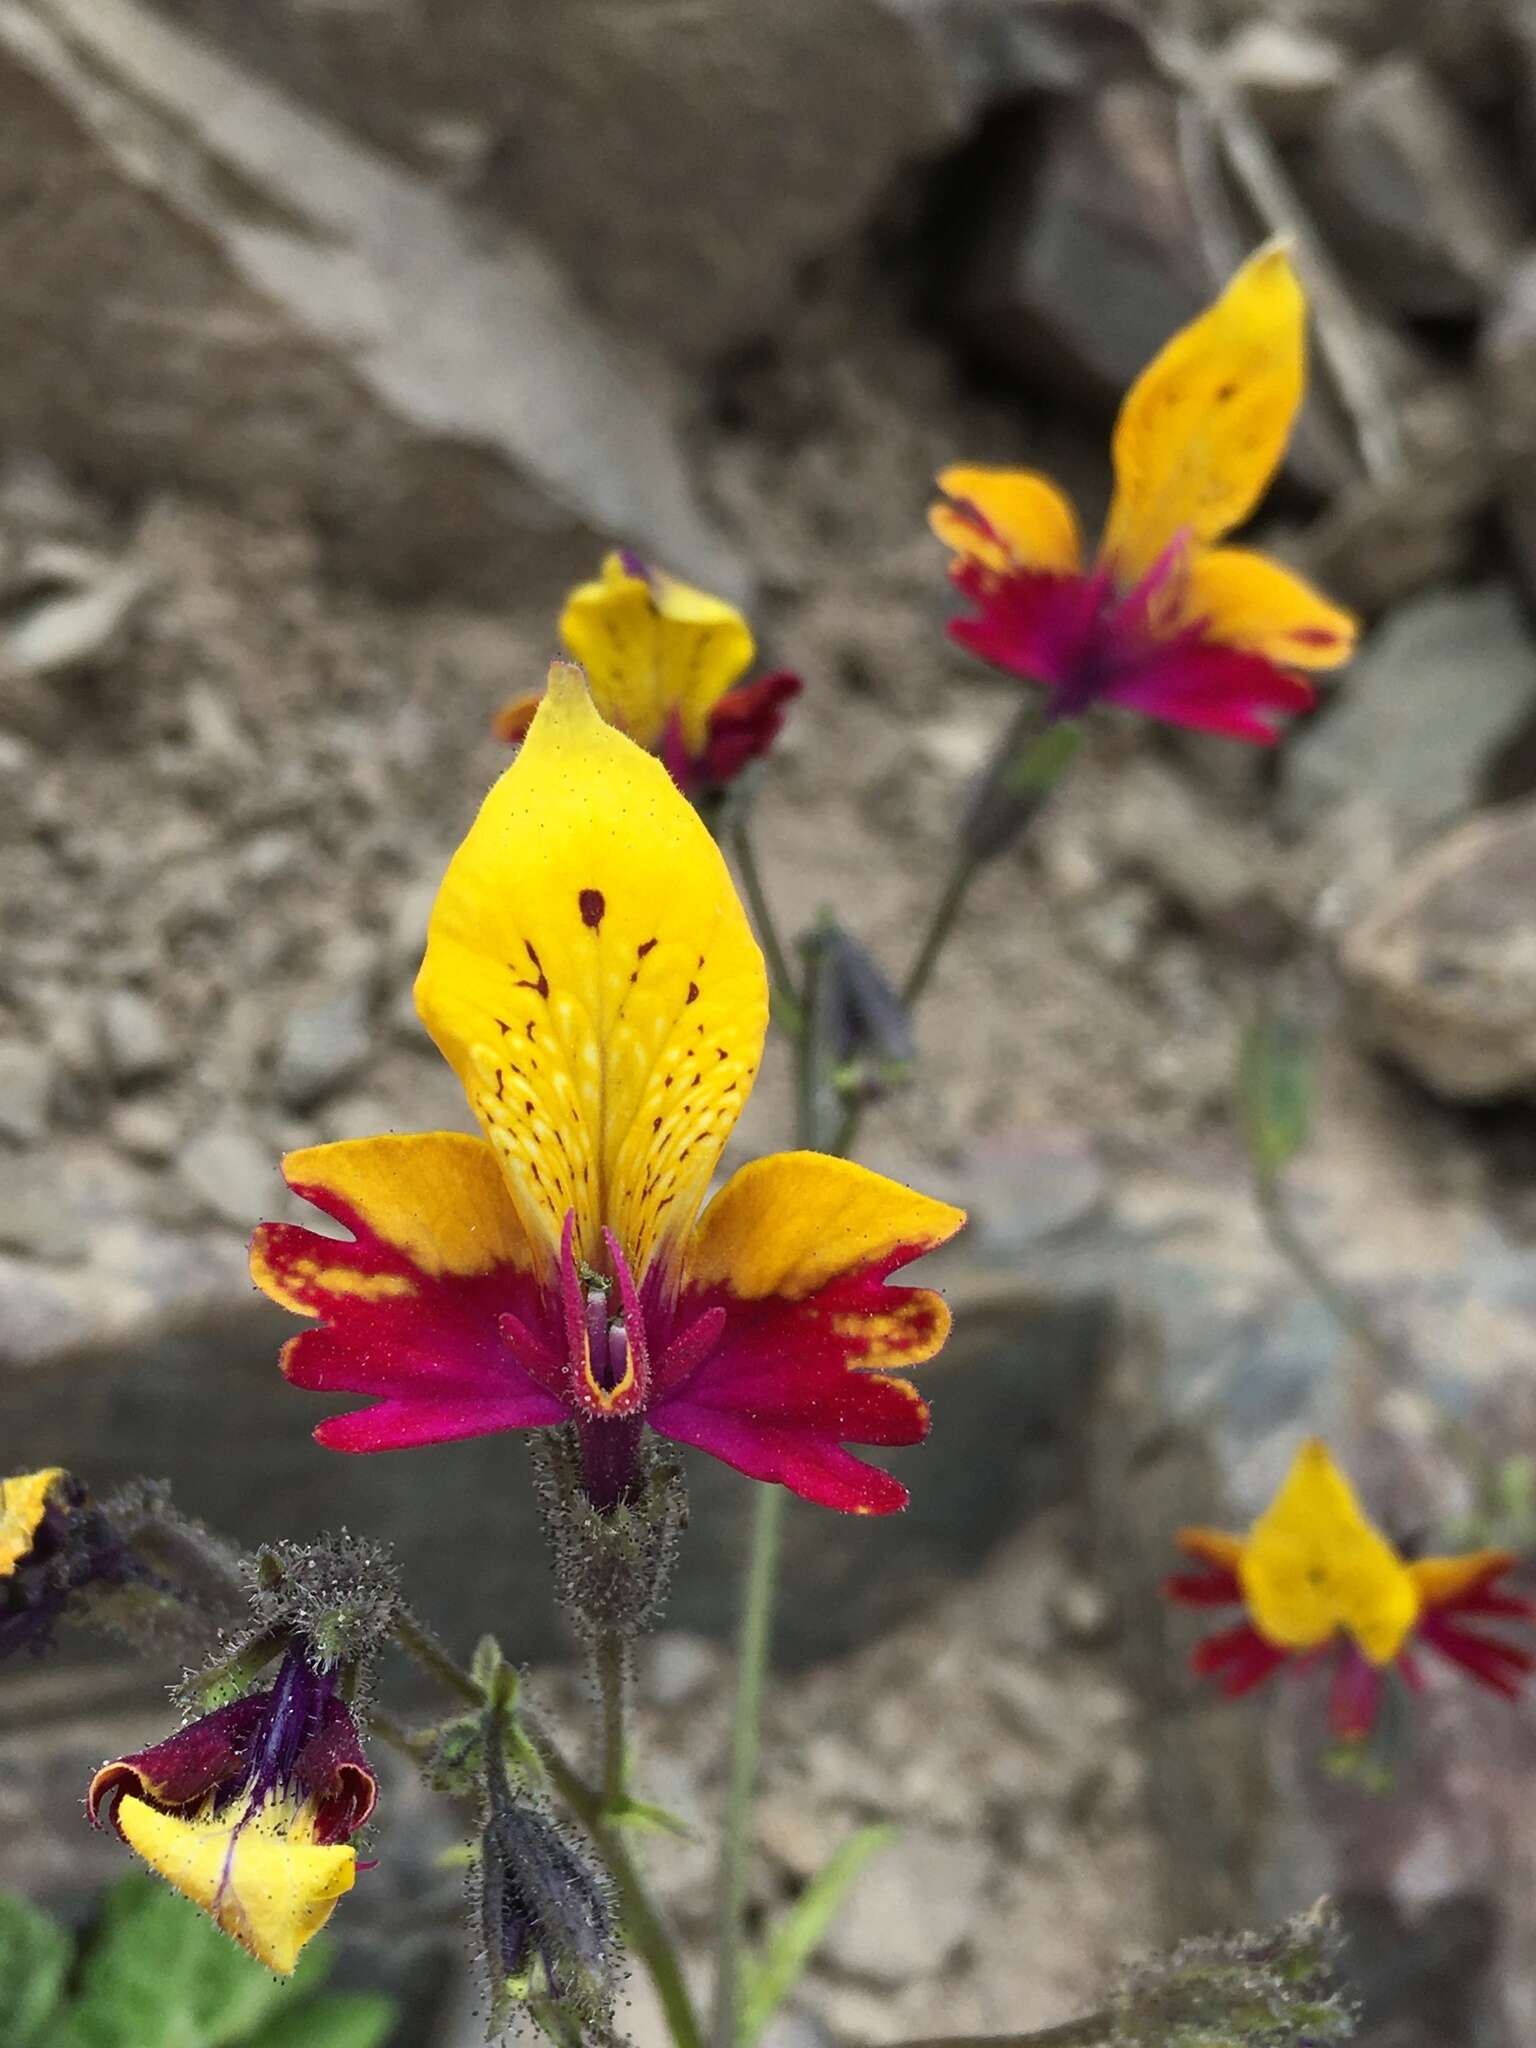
left=5, top=0, right=1536, bottom=2041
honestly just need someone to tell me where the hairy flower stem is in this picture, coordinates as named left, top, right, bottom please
left=892, top=2025, right=1112, bottom=2048
left=393, top=1608, right=483, bottom=1708
left=596, top=1631, right=628, bottom=1813
left=391, top=1615, right=705, bottom=2048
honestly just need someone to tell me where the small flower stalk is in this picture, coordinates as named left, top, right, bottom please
left=1166, top=1439, right=1536, bottom=1739
left=494, top=550, right=801, bottom=810
left=931, top=243, right=1357, bottom=742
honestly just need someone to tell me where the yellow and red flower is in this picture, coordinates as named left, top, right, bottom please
left=253, top=664, right=963, bottom=1515
left=1, top=1467, right=132, bottom=1658
left=89, top=1641, right=376, bottom=1975
left=930, top=244, right=1357, bottom=742
left=1166, top=1439, right=1535, bottom=1738
left=494, top=551, right=800, bottom=799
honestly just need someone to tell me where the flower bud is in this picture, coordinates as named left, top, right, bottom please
left=477, top=1738, right=615, bottom=2036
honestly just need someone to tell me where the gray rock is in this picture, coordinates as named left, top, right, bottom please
left=1216, top=21, right=1347, bottom=136
left=0, top=0, right=739, bottom=603
left=272, top=984, right=373, bottom=1111
left=1283, top=586, right=1536, bottom=845
left=109, top=1098, right=181, bottom=1163
left=0, top=1036, right=52, bottom=1143
left=1480, top=256, right=1536, bottom=613
left=1339, top=800, right=1536, bottom=1101
left=952, top=83, right=1211, bottom=408
left=819, top=1827, right=988, bottom=1982
left=98, top=988, right=174, bottom=1087
left=177, top=1116, right=283, bottom=1228
left=141, top=0, right=970, bottom=367
left=1301, top=56, right=1521, bottom=319
left=2, top=542, right=149, bottom=678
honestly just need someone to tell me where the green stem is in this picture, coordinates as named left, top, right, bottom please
left=392, top=1609, right=483, bottom=1707
left=596, top=1631, right=628, bottom=1812
left=1253, top=1164, right=1502, bottom=1516
left=901, top=839, right=986, bottom=1012
left=731, top=822, right=802, bottom=1034
left=889, top=2024, right=1112, bottom=2048
left=708, top=1482, right=786, bottom=2048
left=391, top=1612, right=702, bottom=2048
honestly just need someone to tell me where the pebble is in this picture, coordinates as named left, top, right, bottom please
left=271, top=984, right=372, bottom=1111
left=110, top=1099, right=182, bottom=1164
left=818, top=1827, right=988, bottom=1984
left=98, top=989, right=173, bottom=1086
left=642, top=1633, right=720, bottom=1711
left=178, top=1118, right=282, bottom=1228
left=0, top=1038, right=54, bottom=1144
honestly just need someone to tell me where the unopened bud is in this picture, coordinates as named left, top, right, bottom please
left=477, top=1727, right=615, bottom=2035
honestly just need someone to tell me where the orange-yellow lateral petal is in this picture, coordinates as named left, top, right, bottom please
left=1176, top=548, right=1357, bottom=669
left=490, top=689, right=544, bottom=747
left=116, top=1794, right=355, bottom=1976
left=417, top=662, right=768, bottom=1285
left=1175, top=1526, right=1245, bottom=1572
left=930, top=465, right=1083, bottom=576
left=687, top=1152, right=965, bottom=1365
left=250, top=1133, right=534, bottom=1312
left=1239, top=1439, right=1420, bottom=1664
left=560, top=551, right=755, bottom=757
left=0, top=1468, right=65, bottom=1576
left=1103, top=242, right=1306, bottom=586
left=1408, top=1548, right=1518, bottom=1609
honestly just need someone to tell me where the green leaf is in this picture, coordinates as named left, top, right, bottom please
left=604, top=1795, right=694, bottom=1839
left=0, top=1891, right=72, bottom=2047
left=739, top=1825, right=896, bottom=2048
left=242, top=1993, right=396, bottom=2048
left=53, top=1876, right=315, bottom=2048
left=1237, top=1003, right=1313, bottom=1178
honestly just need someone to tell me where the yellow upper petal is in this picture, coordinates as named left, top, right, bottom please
left=116, top=1794, right=355, bottom=1977
left=1, top=1468, right=66, bottom=1576
left=1238, top=1439, right=1420, bottom=1664
left=559, top=551, right=755, bottom=757
left=1102, top=242, right=1306, bottom=585
left=1174, top=547, right=1357, bottom=670
left=929, top=466, right=1083, bottom=577
left=416, top=662, right=768, bottom=1285
left=687, top=1152, right=965, bottom=1364
left=1407, top=1549, right=1516, bottom=1609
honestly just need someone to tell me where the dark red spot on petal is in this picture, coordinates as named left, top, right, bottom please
left=686, top=982, right=699, bottom=1004
left=579, top=889, right=606, bottom=930
left=637, top=938, right=658, bottom=959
